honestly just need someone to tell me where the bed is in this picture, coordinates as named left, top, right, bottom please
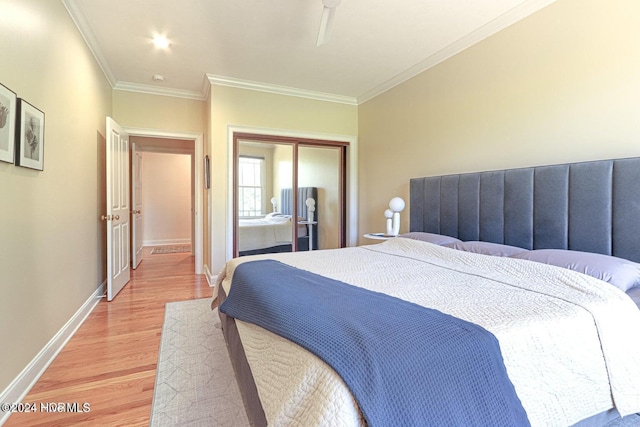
left=216, top=157, right=640, bottom=426
left=238, top=187, right=318, bottom=256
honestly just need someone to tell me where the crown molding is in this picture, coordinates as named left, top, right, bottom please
left=207, top=74, right=357, bottom=106
left=113, top=81, right=206, bottom=101
left=61, top=0, right=117, bottom=87
left=357, top=0, right=557, bottom=104
left=63, top=0, right=553, bottom=106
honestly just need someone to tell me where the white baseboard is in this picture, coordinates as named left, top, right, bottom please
left=203, top=264, right=217, bottom=287
left=143, top=238, right=191, bottom=246
left=0, top=281, right=105, bottom=426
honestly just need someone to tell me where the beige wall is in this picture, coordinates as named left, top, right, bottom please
left=141, top=152, right=192, bottom=246
left=208, top=85, right=358, bottom=273
left=358, top=0, right=640, bottom=241
left=112, top=90, right=206, bottom=267
left=112, top=91, right=206, bottom=134
left=0, top=0, right=112, bottom=392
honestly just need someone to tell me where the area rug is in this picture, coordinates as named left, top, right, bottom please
left=150, top=298, right=250, bottom=427
left=151, top=244, right=192, bottom=255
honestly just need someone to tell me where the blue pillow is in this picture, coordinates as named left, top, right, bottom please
left=444, top=241, right=529, bottom=257
left=511, top=249, right=640, bottom=292
left=398, top=232, right=461, bottom=245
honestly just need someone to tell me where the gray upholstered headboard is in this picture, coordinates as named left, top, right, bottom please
left=410, top=157, right=640, bottom=263
left=281, top=187, right=318, bottom=220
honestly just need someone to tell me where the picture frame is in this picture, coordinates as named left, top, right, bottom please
left=16, top=99, right=45, bottom=171
left=204, top=155, right=211, bottom=189
left=0, top=83, right=17, bottom=164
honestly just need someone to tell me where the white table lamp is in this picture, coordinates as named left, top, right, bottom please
left=270, top=197, right=277, bottom=213
left=384, top=209, right=394, bottom=235
left=388, top=197, right=405, bottom=236
left=306, top=198, right=316, bottom=222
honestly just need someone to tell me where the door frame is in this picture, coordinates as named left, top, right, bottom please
left=131, top=142, right=143, bottom=269
left=125, top=127, right=204, bottom=275
left=226, top=125, right=358, bottom=261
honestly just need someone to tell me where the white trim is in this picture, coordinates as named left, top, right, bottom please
left=124, top=127, right=204, bottom=275
left=61, top=0, right=117, bottom=87
left=203, top=265, right=216, bottom=288
left=226, top=125, right=358, bottom=262
left=208, top=74, right=358, bottom=106
left=114, top=81, right=206, bottom=101
left=135, top=145, right=194, bottom=155
left=201, top=74, right=212, bottom=101
left=357, top=0, right=557, bottom=104
left=0, top=282, right=105, bottom=426
left=64, top=0, right=553, bottom=106
left=144, top=239, right=192, bottom=247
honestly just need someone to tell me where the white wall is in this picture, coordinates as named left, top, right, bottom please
left=141, top=152, right=192, bottom=246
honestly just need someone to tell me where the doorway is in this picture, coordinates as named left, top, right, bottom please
left=131, top=137, right=194, bottom=262
left=125, top=127, right=204, bottom=275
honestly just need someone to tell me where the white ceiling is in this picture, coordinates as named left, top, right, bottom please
left=63, top=0, right=556, bottom=104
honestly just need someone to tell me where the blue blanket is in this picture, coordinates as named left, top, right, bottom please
left=220, top=260, right=530, bottom=427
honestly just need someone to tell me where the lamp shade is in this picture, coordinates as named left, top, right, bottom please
left=389, top=197, right=405, bottom=212
left=384, top=209, right=393, bottom=218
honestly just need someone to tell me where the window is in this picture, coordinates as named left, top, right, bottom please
left=238, top=156, right=265, bottom=217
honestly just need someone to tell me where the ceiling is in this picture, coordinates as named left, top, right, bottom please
left=63, top=0, right=556, bottom=104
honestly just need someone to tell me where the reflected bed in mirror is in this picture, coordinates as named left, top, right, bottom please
left=238, top=187, right=318, bottom=256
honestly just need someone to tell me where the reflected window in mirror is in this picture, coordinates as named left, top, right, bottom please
left=238, top=156, right=266, bottom=218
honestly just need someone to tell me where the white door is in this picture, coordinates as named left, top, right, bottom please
left=131, top=144, right=144, bottom=269
left=105, top=117, right=131, bottom=301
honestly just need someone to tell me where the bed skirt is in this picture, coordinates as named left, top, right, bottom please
left=217, top=286, right=268, bottom=426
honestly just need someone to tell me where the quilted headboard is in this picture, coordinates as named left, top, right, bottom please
left=281, top=187, right=318, bottom=220
left=410, top=157, right=640, bottom=263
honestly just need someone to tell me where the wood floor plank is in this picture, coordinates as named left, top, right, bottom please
left=4, top=252, right=213, bottom=427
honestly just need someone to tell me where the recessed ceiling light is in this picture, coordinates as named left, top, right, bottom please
left=152, top=34, right=171, bottom=49
left=153, top=74, right=165, bottom=82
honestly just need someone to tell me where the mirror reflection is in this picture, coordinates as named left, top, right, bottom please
left=235, top=138, right=344, bottom=257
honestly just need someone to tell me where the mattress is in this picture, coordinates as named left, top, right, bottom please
left=215, top=238, right=640, bottom=426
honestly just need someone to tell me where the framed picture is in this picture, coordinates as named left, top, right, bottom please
left=204, top=155, right=211, bottom=189
left=0, top=83, right=17, bottom=164
left=16, top=99, right=45, bottom=171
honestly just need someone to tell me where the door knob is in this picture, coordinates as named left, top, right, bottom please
left=114, top=215, right=120, bottom=220
left=101, top=214, right=112, bottom=221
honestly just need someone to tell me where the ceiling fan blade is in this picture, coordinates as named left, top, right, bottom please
left=316, top=5, right=337, bottom=46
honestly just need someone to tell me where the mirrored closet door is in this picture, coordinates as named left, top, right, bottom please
left=233, top=133, right=347, bottom=258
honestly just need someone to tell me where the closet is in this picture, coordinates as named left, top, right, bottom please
left=233, top=133, right=347, bottom=257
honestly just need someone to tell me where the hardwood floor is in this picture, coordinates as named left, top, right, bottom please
left=5, top=249, right=213, bottom=427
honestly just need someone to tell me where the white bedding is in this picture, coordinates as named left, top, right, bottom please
left=215, top=238, right=640, bottom=427
left=238, top=215, right=307, bottom=252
